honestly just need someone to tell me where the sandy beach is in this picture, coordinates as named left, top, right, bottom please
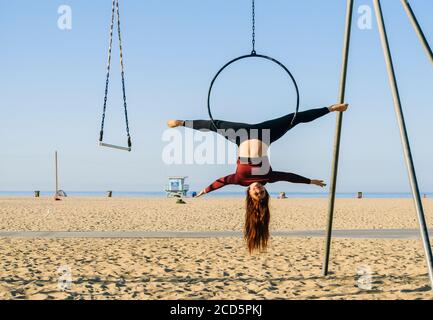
left=1, top=197, right=432, bottom=231
left=0, top=197, right=433, bottom=300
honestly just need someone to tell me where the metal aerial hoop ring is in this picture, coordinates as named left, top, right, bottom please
left=207, top=0, right=300, bottom=130
left=207, top=52, right=300, bottom=130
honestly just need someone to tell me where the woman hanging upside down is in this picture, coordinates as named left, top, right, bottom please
left=167, top=103, right=348, bottom=253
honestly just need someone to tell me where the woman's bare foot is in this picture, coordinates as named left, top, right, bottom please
left=310, top=179, right=326, bottom=187
left=167, top=120, right=184, bottom=128
left=329, top=103, right=349, bottom=112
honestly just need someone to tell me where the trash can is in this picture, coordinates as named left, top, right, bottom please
left=278, top=192, right=287, bottom=199
left=107, top=191, right=113, bottom=198
left=34, top=191, right=40, bottom=198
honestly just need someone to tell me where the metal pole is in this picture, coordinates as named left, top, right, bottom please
left=400, top=0, right=433, bottom=66
left=373, top=0, right=433, bottom=290
left=322, top=0, right=354, bottom=276
left=55, top=151, right=58, bottom=196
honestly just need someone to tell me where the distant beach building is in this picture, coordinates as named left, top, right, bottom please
left=165, top=176, right=189, bottom=198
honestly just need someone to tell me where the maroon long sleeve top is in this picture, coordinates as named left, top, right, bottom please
left=204, top=156, right=311, bottom=194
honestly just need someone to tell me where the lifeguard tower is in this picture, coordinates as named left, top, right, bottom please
left=165, top=176, right=189, bottom=198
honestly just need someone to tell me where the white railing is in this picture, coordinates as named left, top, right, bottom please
left=165, top=184, right=189, bottom=192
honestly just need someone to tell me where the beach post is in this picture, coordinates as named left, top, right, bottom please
left=55, top=151, right=59, bottom=197
left=107, top=191, right=113, bottom=198
left=322, top=0, right=354, bottom=276
left=373, top=0, right=433, bottom=290
left=400, top=0, right=433, bottom=66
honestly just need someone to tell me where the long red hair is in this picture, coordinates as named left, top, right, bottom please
left=244, top=186, right=270, bottom=253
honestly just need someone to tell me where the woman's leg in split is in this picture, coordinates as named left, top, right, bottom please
left=167, top=104, right=346, bottom=145
left=254, top=107, right=331, bottom=144
left=168, top=119, right=253, bottom=145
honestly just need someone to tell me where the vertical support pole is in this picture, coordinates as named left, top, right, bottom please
left=400, top=0, right=433, bottom=66
left=373, top=0, right=433, bottom=290
left=55, top=151, right=59, bottom=196
left=322, top=0, right=354, bottom=276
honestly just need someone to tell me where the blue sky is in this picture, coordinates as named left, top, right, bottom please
left=0, top=0, right=432, bottom=193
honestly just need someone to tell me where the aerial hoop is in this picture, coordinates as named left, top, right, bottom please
left=207, top=51, right=300, bottom=131
left=206, top=0, right=300, bottom=130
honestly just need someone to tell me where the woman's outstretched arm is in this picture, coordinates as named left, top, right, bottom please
left=268, top=171, right=311, bottom=184
left=195, top=174, right=238, bottom=197
left=268, top=171, right=326, bottom=187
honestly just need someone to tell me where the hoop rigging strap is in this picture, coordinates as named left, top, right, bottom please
left=99, top=0, right=132, bottom=151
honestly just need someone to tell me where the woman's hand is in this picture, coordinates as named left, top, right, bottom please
left=311, top=179, right=326, bottom=187
left=329, top=103, right=349, bottom=112
left=193, top=190, right=206, bottom=198
left=167, top=120, right=185, bottom=128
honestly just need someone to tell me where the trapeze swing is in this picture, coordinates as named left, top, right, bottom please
left=98, top=0, right=132, bottom=152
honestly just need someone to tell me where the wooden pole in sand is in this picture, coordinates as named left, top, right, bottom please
left=55, top=151, right=59, bottom=197
left=373, top=0, right=433, bottom=290
left=322, top=0, right=354, bottom=276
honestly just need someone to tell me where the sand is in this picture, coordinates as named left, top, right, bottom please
left=1, top=197, right=432, bottom=231
left=0, top=197, right=433, bottom=300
